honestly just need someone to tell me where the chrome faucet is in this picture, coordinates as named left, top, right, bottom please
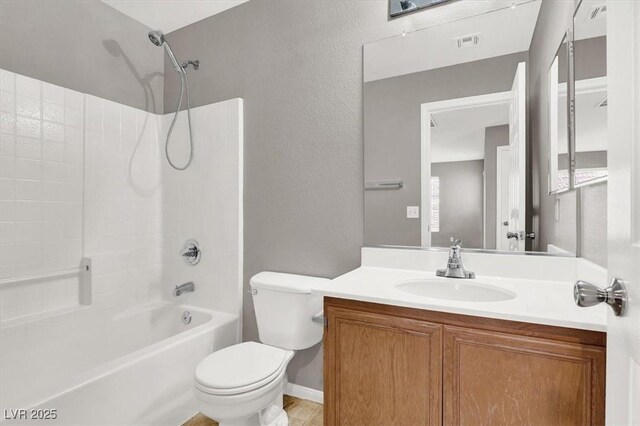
left=174, top=281, right=195, bottom=296
left=436, top=238, right=475, bottom=279
left=181, top=240, right=201, bottom=265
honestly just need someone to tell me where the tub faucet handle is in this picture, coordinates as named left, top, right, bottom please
left=181, top=240, right=201, bottom=265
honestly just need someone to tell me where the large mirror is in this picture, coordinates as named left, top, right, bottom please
left=364, top=0, right=577, bottom=254
left=573, top=0, right=608, bottom=187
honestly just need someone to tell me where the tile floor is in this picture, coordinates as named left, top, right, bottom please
left=182, top=395, right=322, bottom=426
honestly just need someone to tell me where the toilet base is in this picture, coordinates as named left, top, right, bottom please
left=195, top=369, right=291, bottom=426
left=263, top=409, right=288, bottom=426
left=206, top=392, right=286, bottom=426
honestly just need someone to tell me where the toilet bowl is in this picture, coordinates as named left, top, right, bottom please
left=194, top=272, right=328, bottom=426
left=194, top=342, right=295, bottom=425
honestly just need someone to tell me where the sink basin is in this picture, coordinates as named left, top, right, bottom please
left=395, top=279, right=516, bottom=302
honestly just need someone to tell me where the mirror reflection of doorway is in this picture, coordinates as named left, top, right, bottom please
left=421, top=63, right=526, bottom=250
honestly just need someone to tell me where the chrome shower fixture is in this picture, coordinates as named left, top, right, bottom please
left=181, top=60, right=200, bottom=71
left=147, top=30, right=199, bottom=170
left=147, top=30, right=164, bottom=46
left=148, top=30, right=184, bottom=74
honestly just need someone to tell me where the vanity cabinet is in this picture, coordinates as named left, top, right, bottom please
left=323, top=298, right=606, bottom=426
left=323, top=303, right=443, bottom=425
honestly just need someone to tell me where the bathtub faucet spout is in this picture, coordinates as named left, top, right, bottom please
left=174, top=281, right=195, bottom=296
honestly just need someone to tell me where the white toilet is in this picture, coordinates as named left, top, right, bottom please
left=193, top=272, right=327, bottom=426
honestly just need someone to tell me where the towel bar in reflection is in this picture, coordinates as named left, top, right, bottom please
left=364, top=180, right=404, bottom=190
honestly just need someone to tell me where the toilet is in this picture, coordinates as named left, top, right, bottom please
left=194, top=272, right=327, bottom=426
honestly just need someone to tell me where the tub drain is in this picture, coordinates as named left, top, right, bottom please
left=182, top=311, right=192, bottom=324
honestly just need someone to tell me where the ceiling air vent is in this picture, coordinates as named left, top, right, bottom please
left=454, top=33, right=481, bottom=49
left=586, top=4, right=607, bottom=22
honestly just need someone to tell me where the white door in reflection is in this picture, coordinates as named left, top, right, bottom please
left=508, top=62, right=527, bottom=251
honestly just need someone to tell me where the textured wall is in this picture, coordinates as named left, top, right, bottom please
left=0, top=0, right=163, bottom=113
left=364, top=52, right=527, bottom=246
left=528, top=0, right=607, bottom=265
left=431, top=160, right=484, bottom=248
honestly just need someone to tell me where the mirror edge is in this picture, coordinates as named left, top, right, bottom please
left=367, top=244, right=577, bottom=257
left=548, top=29, right=576, bottom=196
left=570, top=0, right=609, bottom=189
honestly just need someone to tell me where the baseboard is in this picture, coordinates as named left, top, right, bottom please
left=284, top=382, right=323, bottom=404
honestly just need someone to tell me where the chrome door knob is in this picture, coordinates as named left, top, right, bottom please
left=574, top=278, right=627, bottom=316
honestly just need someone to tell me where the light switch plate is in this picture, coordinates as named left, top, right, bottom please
left=406, top=206, right=420, bottom=219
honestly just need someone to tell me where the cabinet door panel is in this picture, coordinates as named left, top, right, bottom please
left=443, top=326, right=605, bottom=426
left=325, top=306, right=442, bottom=426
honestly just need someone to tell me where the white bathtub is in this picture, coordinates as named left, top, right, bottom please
left=0, top=302, right=238, bottom=425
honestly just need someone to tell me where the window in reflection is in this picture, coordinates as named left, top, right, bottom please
left=430, top=177, right=440, bottom=233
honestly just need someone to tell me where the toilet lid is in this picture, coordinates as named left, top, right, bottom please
left=195, top=342, right=289, bottom=393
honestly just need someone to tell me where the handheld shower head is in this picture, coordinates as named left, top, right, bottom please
left=147, top=29, right=198, bottom=171
left=147, top=30, right=183, bottom=74
left=148, top=30, right=165, bottom=47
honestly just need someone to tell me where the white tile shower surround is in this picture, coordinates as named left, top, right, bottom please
left=1, top=70, right=84, bottom=318
left=0, top=68, right=244, bottom=330
left=0, top=69, right=244, bottom=425
left=159, top=99, right=244, bottom=335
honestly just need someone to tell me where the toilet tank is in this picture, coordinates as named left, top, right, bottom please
left=250, top=272, right=328, bottom=350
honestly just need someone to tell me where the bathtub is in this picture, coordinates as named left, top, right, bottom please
left=0, top=302, right=238, bottom=425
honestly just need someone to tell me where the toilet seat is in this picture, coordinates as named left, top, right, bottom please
left=195, top=342, right=293, bottom=396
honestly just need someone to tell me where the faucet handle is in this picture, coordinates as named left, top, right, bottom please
left=449, top=237, right=462, bottom=248
left=180, top=240, right=201, bottom=265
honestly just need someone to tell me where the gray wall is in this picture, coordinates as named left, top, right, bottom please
left=431, top=160, right=484, bottom=248
left=364, top=52, right=528, bottom=246
left=163, top=0, right=450, bottom=391
left=528, top=0, right=607, bottom=265
left=484, top=125, right=509, bottom=250
left=0, top=0, right=163, bottom=113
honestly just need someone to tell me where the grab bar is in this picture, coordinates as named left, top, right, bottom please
left=0, top=265, right=86, bottom=286
left=0, top=258, right=92, bottom=305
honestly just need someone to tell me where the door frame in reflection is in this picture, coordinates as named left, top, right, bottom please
left=420, top=90, right=517, bottom=248
left=496, top=145, right=511, bottom=251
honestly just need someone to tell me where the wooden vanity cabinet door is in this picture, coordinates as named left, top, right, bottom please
left=443, top=326, right=606, bottom=426
left=324, top=305, right=442, bottom=426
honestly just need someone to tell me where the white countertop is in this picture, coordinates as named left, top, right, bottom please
left=312, top=266, right=607, bottom=332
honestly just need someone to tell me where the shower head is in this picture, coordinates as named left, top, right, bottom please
left=148, top=30, right=184, bottom=74
left=148, top=30, right=165, bottom=47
